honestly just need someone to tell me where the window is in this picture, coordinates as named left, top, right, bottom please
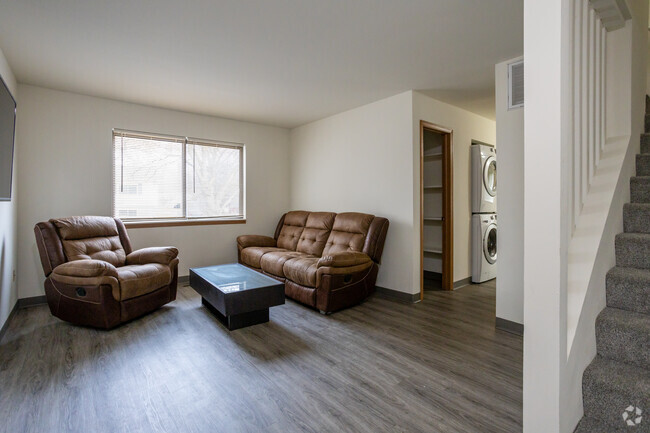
left=112, top=130, right=244, bottom=224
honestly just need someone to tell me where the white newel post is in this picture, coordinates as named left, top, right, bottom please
left=523, top=0, right=571, bottom=431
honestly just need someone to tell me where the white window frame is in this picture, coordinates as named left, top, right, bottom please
left=112, top=129, right=246, bottom=227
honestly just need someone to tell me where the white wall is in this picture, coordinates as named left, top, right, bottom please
left=289, top=92, right=415, bottom=293
left=412, top=91, right=496, bottom=286
left=495, top=58, right=524, bottom=325
left=0, top=47, right=18, bottom=331
left=289, top=90, right=495, bottom=295
left=16, top=85, right=290, bottom=299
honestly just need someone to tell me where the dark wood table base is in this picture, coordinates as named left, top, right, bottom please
left=201, top=297, right=270, bottom=330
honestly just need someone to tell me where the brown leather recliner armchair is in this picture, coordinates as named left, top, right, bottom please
left=237, top=211, right=389, bottom=313
left=34, top=216, right=179, bottom=329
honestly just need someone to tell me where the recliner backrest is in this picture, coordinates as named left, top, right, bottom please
left=52, top=216, right=128, bottom=267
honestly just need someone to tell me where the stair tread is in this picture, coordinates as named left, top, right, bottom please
left=574, top=417, right=631, bottom=433
left=617, top=232, right=650, bottom=240
left=608, top=265, right=650, bottom=281
left=583, top=357, right=650, bottom=430
left=585, top=356, right=650, bottom=393
left=599, top=306, right=650, bottom=326
left=625, top=202, right=650, bottom=208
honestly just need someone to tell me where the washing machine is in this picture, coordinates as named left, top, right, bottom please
left=472, top=213, right=497, bottom=283
left=471, top=144, right=497, bottom=214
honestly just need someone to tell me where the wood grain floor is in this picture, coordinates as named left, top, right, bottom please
left=0, top=280, right=521, bottom=433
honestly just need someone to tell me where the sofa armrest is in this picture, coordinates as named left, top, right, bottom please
left=126, top=246, right=179, bottom=266
left=318, top=251, right=372, bottom=268
left=52, top=259, right=118, bottom=279
left=237, top=235, right=276, bottom=250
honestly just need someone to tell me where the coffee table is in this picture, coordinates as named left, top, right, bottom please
left=189, top=263, right=285, bottom=330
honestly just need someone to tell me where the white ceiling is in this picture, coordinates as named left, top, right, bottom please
left=0, top=0, right=523, bottom=128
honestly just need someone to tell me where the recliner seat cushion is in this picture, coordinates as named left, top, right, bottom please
left=321, top=212, right=374, bottom=257
left=241, top=247, right=288, bottom=269
left=276, top=211, right=309, bottom=250
left=295, top=212, right=336, bottom=256
left=283, top=257, right=319, bottom=287
left=260, top=251, right=312, bottom=278
left=117, top=263, right=172, bottom=301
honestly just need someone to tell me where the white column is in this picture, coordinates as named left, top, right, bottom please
left=523, top=0, right=570, bottom=431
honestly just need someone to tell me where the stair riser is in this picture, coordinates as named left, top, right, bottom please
left=631, top=179, right=650, bottom=203
left=596, top=319, right=650, bottom=370
left=642, top=134, right=650, bottom=154
left=583, top=375, right=650, bottom=431
left=623, top=205, right=650, bottom=233
left=638, top=155, right=650, bottom=176
left=616, top=236, right=650, bottom=269
left=607, top=272, right=650, bottom=315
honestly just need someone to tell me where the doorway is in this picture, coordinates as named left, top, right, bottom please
left=420, top=121, right=453, bottom=298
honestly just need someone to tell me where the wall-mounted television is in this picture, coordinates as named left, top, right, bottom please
left=0, top=74, right=16, bottom=201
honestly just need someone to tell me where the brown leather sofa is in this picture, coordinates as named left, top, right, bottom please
left=34, top=216, right=179, bottom=329
left=237, top=211, right=389, bottom=313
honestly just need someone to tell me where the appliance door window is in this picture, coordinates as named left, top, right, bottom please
left=483, top=224, right=497, bottom=264
left=483, top=157, right=497, bottom=197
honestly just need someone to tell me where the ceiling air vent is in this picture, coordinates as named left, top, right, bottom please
left=508, top=60, right=524, bottom=110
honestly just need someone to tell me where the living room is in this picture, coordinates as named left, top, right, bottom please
left=2, top=1, right=647, bottom=433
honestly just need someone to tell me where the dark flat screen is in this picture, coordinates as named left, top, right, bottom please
left=0, top=74, right=15, bottom=201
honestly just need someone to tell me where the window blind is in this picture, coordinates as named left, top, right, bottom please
left=112, top=130, right=244, bottom=221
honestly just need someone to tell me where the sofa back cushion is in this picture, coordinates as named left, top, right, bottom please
left=276, top=211, right=309, bottom=250
left=322, top=212, right=374, bottom=257
left=52, top=216, right=127, bottom=267
left=296, top=212, right=336, bottom=256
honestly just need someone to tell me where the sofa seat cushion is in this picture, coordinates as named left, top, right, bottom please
left=117, top=263, right=172, bottom=301
left=260, top=251, right=314, bottom=278
left=283, top=257, right=319, bottom=288
left=240, top=247, right=288, bottom=269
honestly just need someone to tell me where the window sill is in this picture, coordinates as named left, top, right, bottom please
left=124, top=218, right=246, bottom=229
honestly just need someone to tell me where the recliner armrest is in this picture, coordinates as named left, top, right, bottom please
left=51, top=259, right=121, bottom=301
left=126, top=247, right=179, bottom=266
left=318, top=251, right=372, bottom=268
left=237, top=235, right=276, bottom=250
left=52, top=259, right=118, bottom=279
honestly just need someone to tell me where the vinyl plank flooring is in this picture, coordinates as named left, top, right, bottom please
left=0, top=281, right=521, bottom=433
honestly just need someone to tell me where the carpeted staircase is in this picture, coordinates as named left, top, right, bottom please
left=574, top=98, right=650, bottom=432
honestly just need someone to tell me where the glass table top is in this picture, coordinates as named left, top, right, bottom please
left=191, top=263, right=281, bottom=294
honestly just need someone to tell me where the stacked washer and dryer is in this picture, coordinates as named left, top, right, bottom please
left=471, top=143, right=497, bottom=283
